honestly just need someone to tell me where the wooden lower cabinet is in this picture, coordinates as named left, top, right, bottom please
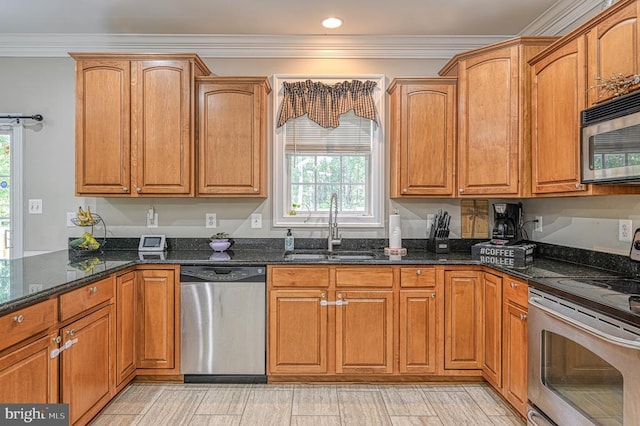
left=60, top=304, right=114, bottom=426
left=481, top=272, right=502, bottom=388
left=0, top=331, right=59, bottom=403
left=116, top=271, right=136, bottom=387
left=268, top=290, right=328, bottom=374
left=399, top=290, right=437, bottom=374
left=136, top=267, right=179, bottom=372
left=502, top=279, right=529, bottom=417
left=336, top=290, right=394, bottom=374
left=444, top=269, right=483, bottom=370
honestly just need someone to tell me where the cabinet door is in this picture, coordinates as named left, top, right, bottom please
left=116, top=271, right=136, bottom=386
left=136, top=268, right=176, bottom=370
left=587, top=1, right=640, bottom=105
left=197, top=78, right=269, bottom=196
left=389, top=79, right=456, bottom=197
left=335, top=290, right=394, bottom=374
left=131, top=60, right=193, bottom=195
left=457, top=46, right=520, bottom=196
left=75, top=60, right=131, bottom=195
left=503, top=301, right=528, bottom=417
left=531, top=38, right=588, bottom=195
left=268, top=290, right=328, bottom=374
left=0, top=332, right=58, bottom=403
left=444, top=270, right=482, bottom=370
left=399, top=290, right=437, bottom=374
left=61, top=304, right=114, bottom=426
left=481, top=272, right=502, bottom=388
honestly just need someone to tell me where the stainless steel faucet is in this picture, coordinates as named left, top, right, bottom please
left=327, top=192, right=341, bottom=252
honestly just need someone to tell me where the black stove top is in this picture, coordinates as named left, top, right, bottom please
left=532, top=276, right=640, bottom=323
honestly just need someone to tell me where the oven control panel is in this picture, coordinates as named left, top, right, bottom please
left=630, top=228, right=640, bottom=261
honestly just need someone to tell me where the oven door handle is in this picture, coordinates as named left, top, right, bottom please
left=529, top=296, right=640, bottom=350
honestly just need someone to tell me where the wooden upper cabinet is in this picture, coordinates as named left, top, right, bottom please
left=388, top=78, right=457, bottom=197
left=71, top=53, right=211, bottom=197
left=440, top=37, right=555, bottom=198
left=74, top=59, right=131, bottom=195
left=197, top=77, right=270, bottom=197
left=531, top=37, right=589, bottom=195
left=586, top=0, right=640, bottom=105
left=131, top=60, right=194, bottom=195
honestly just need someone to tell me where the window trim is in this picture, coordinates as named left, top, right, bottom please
left=272, top=74, right=385, bottom=229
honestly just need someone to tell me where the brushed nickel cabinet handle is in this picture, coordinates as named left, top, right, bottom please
left=431, top=293, right=436, bottom=299
left=510, top=282, right=518, bottom=288
left=402, top=188, right=408, bottom=193
left=12, top=314, right=24, bottom=323
left=122, top=187, right=128, bottom=192
left=520, top=314, right=528, bottom=321
left=53, top=336, right=62, bottom=344
left=88, top=286, right=98, bottom=294
left=136, top=187, right=141, bottom=193
left=416, top=269, right=422, bottom=275
left=67, top=329, right=76, bottom=336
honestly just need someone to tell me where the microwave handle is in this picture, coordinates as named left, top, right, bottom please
left=529, top=296, right=640, bottom=350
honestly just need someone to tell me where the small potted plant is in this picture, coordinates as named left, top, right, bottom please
left=209, top=232, right=231, bottom=252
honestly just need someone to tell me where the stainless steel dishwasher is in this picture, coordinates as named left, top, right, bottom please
left=180, top=265, right=266, bottom=383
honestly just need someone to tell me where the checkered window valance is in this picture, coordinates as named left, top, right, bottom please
left=277, top=79, right=378, bottom=129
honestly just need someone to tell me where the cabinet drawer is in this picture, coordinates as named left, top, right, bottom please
left=269, top=266, right=330, bottom=288
left=400, top=267, right=436, bottom=287
left=59, top=276, right=115, bottom=321
left=0, top=298, right=57, bottom=351
left=336, top=267, right=393, bottom=288
left=503, top=277, right=528, bottom=307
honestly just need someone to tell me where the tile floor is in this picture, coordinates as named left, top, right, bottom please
left=90, top=382, right=526, bottom=426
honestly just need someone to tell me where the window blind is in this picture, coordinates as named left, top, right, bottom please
left=285, top=110, right=372, bottom=154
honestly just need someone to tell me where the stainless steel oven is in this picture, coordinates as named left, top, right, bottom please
left=527, top=288, right=640, bottom=425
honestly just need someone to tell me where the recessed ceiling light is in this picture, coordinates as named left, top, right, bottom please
left=322, top=17, right=343, bottom=29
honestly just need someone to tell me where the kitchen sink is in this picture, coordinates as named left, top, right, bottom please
left=283, top=250, right=377, bottom=261
left=283, top=252, right=329, bottom=260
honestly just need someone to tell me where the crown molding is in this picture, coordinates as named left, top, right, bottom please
left=0, top=33, right=511, bottom=59
left=519, top=0, right=602, bottom=35
left=0, top=0, right=602, bottom=59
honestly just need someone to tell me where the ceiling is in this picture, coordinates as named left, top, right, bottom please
left=0, top=0, right=602, bottom=58
left=2, top=0, right=584, bottom=36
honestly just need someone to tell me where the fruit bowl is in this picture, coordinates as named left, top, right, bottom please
left=209, top=239, right=231, bottom=252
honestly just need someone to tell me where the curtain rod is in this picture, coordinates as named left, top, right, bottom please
left=0, top=114, right=43, bottom=122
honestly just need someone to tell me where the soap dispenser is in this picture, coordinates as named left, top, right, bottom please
left=284, top=229, right=295, bottom=251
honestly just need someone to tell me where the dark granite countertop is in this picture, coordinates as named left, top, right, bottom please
left=0, top=238, right=634, bottom=320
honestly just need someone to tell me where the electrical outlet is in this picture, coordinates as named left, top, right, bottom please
left=147, top=213, right=158, bottom=228
left=206, top=213, right=217, bottom=228
left=619, top=219, right=633, bottom=242
left=28, top=199, right=42, bottom=214
left=535, top=216, right=543, bottom=232
left=251, top=213, right=262, bottom=229
left=67, top=212, right=76, bottom=227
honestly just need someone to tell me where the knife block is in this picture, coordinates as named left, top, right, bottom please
left=427, top=237, right=449, bottom=254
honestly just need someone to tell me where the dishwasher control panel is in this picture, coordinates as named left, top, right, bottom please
left=180, top=266, right=265, bottom=282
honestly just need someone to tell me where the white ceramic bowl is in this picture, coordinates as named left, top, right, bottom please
left=209, top=240, right=231, bottom=252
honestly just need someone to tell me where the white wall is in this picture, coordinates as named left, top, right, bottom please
left=2, top=55, right=638, bottom=254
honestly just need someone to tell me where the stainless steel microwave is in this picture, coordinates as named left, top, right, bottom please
left=582, top=90, right=640, bottom=183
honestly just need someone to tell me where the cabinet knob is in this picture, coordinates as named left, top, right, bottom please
left=89, top=286, right=98, bottom=294
left=337, top=293, right=342, bottom=299
left=136, top=187, right=141, bottom=193
left=53, top=336, right=62, bottom=344
left=519, top=314, right=528, bottom=321
left=122, top=186, right=128, bottom=192
left=321, top=292, right=326, bottom=298
left=416, top=269, right=422, bottom=275
left=67, top=329, right=76, bottom=336
left=575, top=183, right=583, bottom=189
left=402, top=188, right=408, bottom=193
left=510, top=282, right=518, bottom=288
left=431, top=293, right=436, bottom=299
left=12, top=314, right=24, bottom=324
left=459, top=188, right=464, bottom=193
left=253, top=188, right=259, bottom=193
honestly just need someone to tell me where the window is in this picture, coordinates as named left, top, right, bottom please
left=273, top=75, right=385, bottom=228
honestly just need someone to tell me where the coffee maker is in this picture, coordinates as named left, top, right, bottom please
left=490, top=202, right=522, bottom=245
